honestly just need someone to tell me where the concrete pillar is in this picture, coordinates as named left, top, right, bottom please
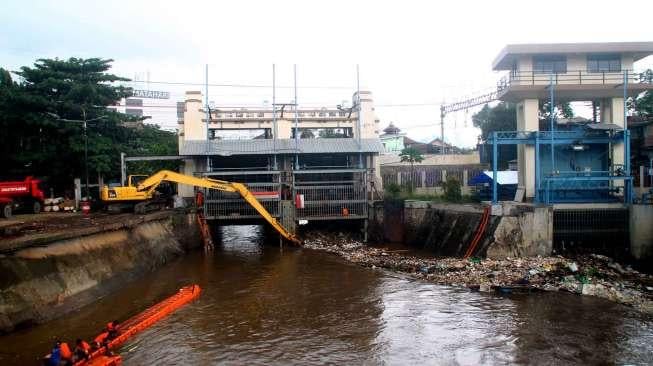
left=611, top=97, right=625, bottom=171
left=517, top=99, right=539, bottom=198
left=601, top=97, right=626, bottom=191
left=179, top=159, right=200, bottom=198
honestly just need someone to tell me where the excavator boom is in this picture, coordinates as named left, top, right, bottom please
left=136, top=170, right=300, bottom=245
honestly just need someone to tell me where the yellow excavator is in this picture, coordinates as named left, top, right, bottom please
left=101, top=170, right=300, bottom=244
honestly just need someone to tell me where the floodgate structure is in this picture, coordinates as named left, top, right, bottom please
left=176, top=90, right=383, bottom=236
left=149, top=41, right=653, bottom=261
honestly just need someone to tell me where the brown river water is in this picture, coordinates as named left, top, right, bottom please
left=1, top=225, right=653, bottom=365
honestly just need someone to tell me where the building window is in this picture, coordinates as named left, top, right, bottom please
left=533, top=55, right=567, bottom=74
left=587, top=54, right=621, bottom=73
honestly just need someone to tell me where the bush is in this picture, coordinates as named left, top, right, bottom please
left=385, top=183, right=401, bottom=197
left=442, top=178, right=462, bottom=202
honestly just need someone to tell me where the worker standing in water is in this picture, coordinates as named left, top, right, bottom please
left=107, top=320, right=120, bottom=340
left=59, top=341, right=73, bottom=365
left=45, top=341, right=61, bottom=366
left=73, top=338, right=91, bottom=362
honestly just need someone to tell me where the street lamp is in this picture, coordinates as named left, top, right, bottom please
left=47, top=108, right=107, bottom=200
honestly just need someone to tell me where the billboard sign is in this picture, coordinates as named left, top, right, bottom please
left=132, top=89, right=170, bottom=99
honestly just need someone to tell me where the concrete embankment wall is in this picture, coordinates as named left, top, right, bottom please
left=370, top=200, right=553, bottom=258
left=0, top=212, right=199, bottom=333
left=631, top=204, right=653, bottom=263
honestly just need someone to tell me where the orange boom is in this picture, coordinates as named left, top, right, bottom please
left=74, top=284, right=201, bottom=366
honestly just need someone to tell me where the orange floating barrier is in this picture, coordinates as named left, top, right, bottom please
left=73, top=284, right=201, bottom=366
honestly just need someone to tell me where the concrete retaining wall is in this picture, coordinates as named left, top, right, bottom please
left=370, top=200, right=553, bottom=259
left=630, top=204, right=653, bottom=261
left=487, top=204, right=553, bottom=259
left=0, top=212, right=199, bottom=333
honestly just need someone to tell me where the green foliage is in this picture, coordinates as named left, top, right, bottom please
left=472, top=102, right=517, bottom=169
left=399, top=147, right=424, bottom=191
left=539, top=100, right=574, bottom=121
left=441, top=177, right=462, bottom=202
left=399, top=147, right=424, bottom=165
left=633, top=69, right=653, bottom=116
left=472, top=102, right=516, bottom=138
left=385, top=183, right=401, bottom=197
left=0, top=58, right=178, bottom=190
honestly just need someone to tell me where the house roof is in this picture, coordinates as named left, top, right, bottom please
left=382, top=122, right=401, bottom=135
left=428, top=138, right=453, bottom=147
left=493, top=42, right=653, bottom=70
left=180, top=138, right=384, bottom=156
left=403, top=136, right=424, bottom=146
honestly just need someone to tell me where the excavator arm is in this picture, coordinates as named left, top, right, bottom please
left=136, top=170, right=300, bottom=245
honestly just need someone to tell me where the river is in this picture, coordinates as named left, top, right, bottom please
left=1, top=225, right=652, bottom=365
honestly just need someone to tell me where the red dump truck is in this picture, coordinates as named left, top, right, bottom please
left=0, top=177, right=45, bottom=218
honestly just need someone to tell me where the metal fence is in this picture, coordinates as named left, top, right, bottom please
left=201, top=171, right=281, bottom=219
left=553, top=208, right=629, bottom=258
left=294, top=169, right=368, bottom=220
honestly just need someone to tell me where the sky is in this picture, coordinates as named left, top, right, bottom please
left=2, top=0, right=653, bottom=147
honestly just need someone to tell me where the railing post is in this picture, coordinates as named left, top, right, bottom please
left=531, top=71, right=535, bottom=85
left=535, top=133, right=540, bottom=203
left=492, top=132, right=498, bottom=204
left=579, top=70, right=582, bottom=85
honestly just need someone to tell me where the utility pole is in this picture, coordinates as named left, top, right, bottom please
left=82, top=107, right=89, bottom=200
left=439, top=105, right=445, bottom=155
left=205, top=64, right=211, bottom=171
left=357, top=64, right=362, bottom=168
left=272, top=64, right=278, bottom=170
left=294, top=64, right=299, bottom=169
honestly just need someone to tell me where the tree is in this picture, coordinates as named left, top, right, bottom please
left=399, top=147, right=424, bottom=191
left=538, top=100, right=574, bottom=123
left=472, top=102, right=516, bottom=138
left=472, top=102, right=517, bottom=169
left=632, top=69, right=653, bottom=116
left=0, top=58, right=177, bottom=191
left=442, top=177, right=462, bottom=202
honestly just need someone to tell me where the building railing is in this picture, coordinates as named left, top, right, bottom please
left=200, top=171, right=282, bottom=220
left=213, top=110, right=353, bottom=120
left=497, top=69, right=648, bottom=92
left=294, top=169, right=368, bottom=220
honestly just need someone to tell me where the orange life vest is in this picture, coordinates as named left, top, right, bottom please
left=60, top=342, right=72, bottom=360
left=94, top=332, right=109, bottom=344
left=80, top=340, right=91, bottom=351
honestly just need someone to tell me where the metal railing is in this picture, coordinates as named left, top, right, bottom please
left=497, top=69, right=645, bottom=92
left=294, top=169, right=368, bottom=220
left=201, top=171, right=282, bottom=220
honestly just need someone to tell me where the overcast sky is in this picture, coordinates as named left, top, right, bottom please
left=2, top=0, right=652, bottom=147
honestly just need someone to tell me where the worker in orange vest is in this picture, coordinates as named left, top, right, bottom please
left=107, top=320, right=120, bottom=340
left=74, top=338, right=91, bottom=362
left=92, top=331, right=109, bottom=350
left=59, top=341, right=73, bottom=365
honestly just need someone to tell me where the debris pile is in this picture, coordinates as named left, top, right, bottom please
left=303, top=232, right=653, bottom=313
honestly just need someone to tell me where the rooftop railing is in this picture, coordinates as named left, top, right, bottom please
left=497, top=69, right=650, bottom=92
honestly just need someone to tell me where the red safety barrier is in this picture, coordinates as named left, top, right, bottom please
left=74, top=285, right=201, bottom=366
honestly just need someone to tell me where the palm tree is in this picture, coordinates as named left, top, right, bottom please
left=399, top=147, right=424, bottom=191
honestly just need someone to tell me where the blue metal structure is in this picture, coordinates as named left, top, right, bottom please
left=488, top=128, right=633, bottom=204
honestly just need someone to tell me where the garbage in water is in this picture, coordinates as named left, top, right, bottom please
left=303, top=231, right=653, bottom=314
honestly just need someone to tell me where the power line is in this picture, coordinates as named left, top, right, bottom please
left=125, top=80, right=352, bottom=90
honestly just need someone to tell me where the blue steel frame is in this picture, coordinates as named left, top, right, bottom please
left=488, top=129, right=632, bottom=204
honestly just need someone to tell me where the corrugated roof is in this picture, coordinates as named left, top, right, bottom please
left=180, top=138, right=384, bottom=156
